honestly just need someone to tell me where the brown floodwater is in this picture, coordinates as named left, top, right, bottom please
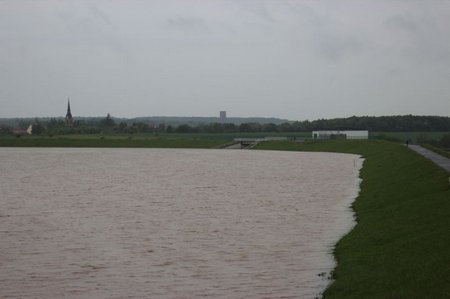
left=0, top=148, right=362, bottom=298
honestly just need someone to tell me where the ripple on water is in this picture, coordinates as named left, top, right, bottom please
left=0, top=148, right=362, bottom=299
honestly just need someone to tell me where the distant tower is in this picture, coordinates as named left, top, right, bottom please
left=65, top=98, right=73, bottom=127
left=220, top=111, right=227, bottom=123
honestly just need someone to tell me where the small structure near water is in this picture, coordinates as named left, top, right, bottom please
left=312, top=130, right=368, bottom=140
left=233, top=137, right=291, bottom=149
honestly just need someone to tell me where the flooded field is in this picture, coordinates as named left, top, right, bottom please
left=0, top=148, right=362, bottom=298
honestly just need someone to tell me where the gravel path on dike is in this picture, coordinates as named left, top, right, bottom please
left=408, top=144, right=450, bottom=173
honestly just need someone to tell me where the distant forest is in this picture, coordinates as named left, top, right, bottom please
left=1, top=115, right=450, bottom=136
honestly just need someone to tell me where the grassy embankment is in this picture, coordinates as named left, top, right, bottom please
left=256, top=140, right=450, bottom=299
left=0, top=135, right=226, bottom=148
left=0, top=132, right=312, bottom=148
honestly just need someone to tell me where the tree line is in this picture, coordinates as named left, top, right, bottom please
left=1, top=115, right=450, bottom=136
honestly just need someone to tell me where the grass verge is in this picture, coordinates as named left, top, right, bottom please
left=255, top=140, right=450, bottom=299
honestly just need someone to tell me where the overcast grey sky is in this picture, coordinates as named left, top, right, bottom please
left=1, top=0, right=449, bottom=120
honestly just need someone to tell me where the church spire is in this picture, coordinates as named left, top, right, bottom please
left=65, top=97, right=73, bottom=127
left=66, top=98, right=72, bottom=118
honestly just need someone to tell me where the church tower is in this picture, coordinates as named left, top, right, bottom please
left=65, top=98, right=73, bottom=127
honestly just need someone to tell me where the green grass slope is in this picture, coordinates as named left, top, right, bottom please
left=256, top=140, right=450, bottom=299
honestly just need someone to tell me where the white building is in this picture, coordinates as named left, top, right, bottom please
left=312, top=130, right=368, bottom=140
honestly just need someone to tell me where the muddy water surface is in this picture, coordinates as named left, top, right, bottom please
left=0, top=148, right=362, bottom=298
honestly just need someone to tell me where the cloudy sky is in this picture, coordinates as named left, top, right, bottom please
left=1, top=0, right=449, bottom=120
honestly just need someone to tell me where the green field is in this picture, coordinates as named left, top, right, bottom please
left=370, top=131, right=450, bottom=143
left=47, top=131, right=450, bottom=143
left=255, top=140, right=450, bottom=298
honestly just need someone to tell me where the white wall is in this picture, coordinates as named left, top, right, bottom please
left=312, top=130, right=368, bottom=139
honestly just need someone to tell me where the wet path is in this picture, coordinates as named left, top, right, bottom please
left=409, top=145, right=450, bottom=173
